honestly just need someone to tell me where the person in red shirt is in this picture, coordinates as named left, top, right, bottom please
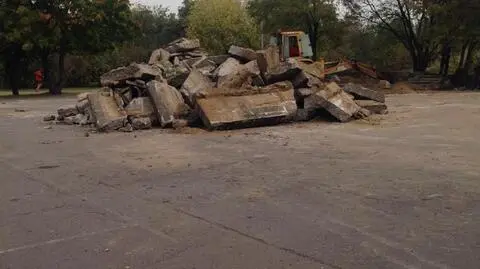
left=34, top=68, right=44, bottom=92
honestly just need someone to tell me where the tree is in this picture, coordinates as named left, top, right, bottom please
left=186, top=0, right=260, bottom=54
left=248, top=0, right=340, bottom=60
left=0, top=0, right=41, bottom=95
left=30, top=0, right=135, bottom=94
left=131, top=4, right=182, bottom=50
left=343, top=0, right=448, bottom=72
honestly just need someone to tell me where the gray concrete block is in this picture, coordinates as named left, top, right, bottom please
left=180, top=70, right=213, bottom=107
left=147, top=81, right=186, bottom=128
left=344, top=83, right=385, bottom=103
left=228, top=45, right=258, bottom=62
left=304, top=82, right=361, bottom=122
left=87, top=91, right=127, bottom=132
left=195, top=82, right=297, bottom=130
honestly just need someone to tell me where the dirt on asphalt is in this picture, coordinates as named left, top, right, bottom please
left=0, top=92, right=479, bottom=269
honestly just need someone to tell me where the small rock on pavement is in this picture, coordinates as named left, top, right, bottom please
left=119, top=123, right=134, bottom=132
left=131, top=117, right=152, bottom=130
left=43, top=115, right=56, bottom=122
left=378, top=80, right=392, bottom=89
left=355, top=100, right=388, bottom=114
left=57, top=105, right=79, bottom=117
left=172, top=119, right=188, bottom=129
left=63, top=116, right=76, bottom=125
left=344, top=83, right=385, bottom=103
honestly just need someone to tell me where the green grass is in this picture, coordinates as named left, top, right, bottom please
left=0, top=87, right=96, bottom=98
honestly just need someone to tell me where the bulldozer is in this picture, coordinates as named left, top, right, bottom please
left=269, top=30, right=380, bottom=80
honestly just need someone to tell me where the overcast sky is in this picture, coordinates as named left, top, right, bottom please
left=133, top=0, right=182, bottom=12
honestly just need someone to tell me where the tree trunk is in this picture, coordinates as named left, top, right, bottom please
left=41, top=50, right=53, bottom=93
left=439, top=43, right=451, bottom=77
left=51, top=36, right=66, bottom=95
left=411, top=51, right=428, bottom=72
left=457, top=41, right=469, bottom=71
left=5, top=45, right=22, bottom=96
left=6, top=63, right=20, bottom=96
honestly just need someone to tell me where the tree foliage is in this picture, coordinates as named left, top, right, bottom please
left=186, top=0, right=260, bottom=54
left=248, top=0, right=341, bottom=60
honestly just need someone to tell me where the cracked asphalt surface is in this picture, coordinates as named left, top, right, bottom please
left=0, top=92, right=479, bottom=269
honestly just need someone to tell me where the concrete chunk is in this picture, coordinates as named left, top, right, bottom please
left=213, top=57, right=241, bottom=78
left=87, top=91, right=127, bottom=132
left=265, top=60, right=302, bottom=85
left=162, top=63, right=190, bottom=88
left=217, top=64, right=255, bottom=88
left=378, top=80, right=392, bottom=89
left=207, top=55, right=229, bottom=65
left=149, top=48, right=171, bottom=65
left=228, top=45, right=258, bottom=62
left=131, top=117, right=153, bottom=130
left=256, top=45, right=280, bottom=75
left=344, top=83, right=385, bottom=103
left=180, top=70, right=213, bottom=107
left=77, top=92, right=89, bottom=102
left=164, top=38, right=200, bottom=53
left=195, top=82, right=297, bottom=130
left=57, top=105, right=78, bottom=118
left=125, top=97, right=155, bottom=117
left=244, top=60, right=265, bottom=86
left=355, top=100, right=388, bottom=114
left=147, top=81, right=186, bottom=128
left=100, top=63, right=162, bottom=86
left=304, top=82, right=361, bottom=122
left=76, top=99, right=90, bottom=114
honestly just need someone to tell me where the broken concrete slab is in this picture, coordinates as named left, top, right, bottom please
left=304, top=82, right=361, bottom=122
left=72, top=113, right=88, bottom=125
left=213, top=57, right=241, bottom=78
left=343, top=83, right=385, bottom=103
left=162, top=63, right=190, bottom=89
left=217, top=64, right=255, bottom=88
left=264, top=59, right=303, bottom=85
left=180, top=70, right=213, bottom=107
left=245, top=60, right=265, bottom=86
left=57, top=105, right=78, bottom=118
left=77, top=92, right=89, bottom=102
left=62, top=116, right=76, bottom=125
left=149, top=48, right=171, bottom=65
left=147, top=81, right=187, bottom=128
left=293, top=108, right=316, bottom=122
left=228, top=45, right=257, bottom=62
left=195, top=82, right=297, bottom=130
left=113, top=91, right=125, bottom=109
left=125, top=97, right=155, bottom=118
left=119, top=123, right=134, bottom=132
left=43, top=115, right=56, bottom=122
left=87, top=91, right=127, bottom=132
left=76, top=99, right=90, bottom=114
left=164, top=38, right=200, bottom=53
left=207, top=55, right=229, bottom=65
left=131, top=117, right=152, bottom=130
left=256, top=45, right=280, bottom=75
left=100, top=63, right=162, bottom=86
left=355, top=100, right=388, bottom=114
left=172, top=119, right=189, bottom=129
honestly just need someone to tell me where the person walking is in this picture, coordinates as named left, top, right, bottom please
left=34, top=68, right=44, bottom=92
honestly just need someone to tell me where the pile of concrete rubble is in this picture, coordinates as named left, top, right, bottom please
left=49, top=38, right=388, bottom=132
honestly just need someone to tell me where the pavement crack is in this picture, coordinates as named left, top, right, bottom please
left=173, top=208, right=344, bottom=269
